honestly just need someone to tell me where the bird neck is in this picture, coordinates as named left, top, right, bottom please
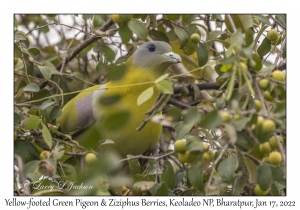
left=109, top=56, right=166, bottom=88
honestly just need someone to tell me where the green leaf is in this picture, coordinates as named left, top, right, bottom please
left=24, top=115, right=40, bottom=130
left=186, top=136, right=203, bottom=152
left=37, top=65, right=52, bottom=80
left=175, top=170, right=185, bottom=186
left=180, top=189, right=202, bottom=196
left=42, top=123, right=53, bottom=148
left=244, top=157, right=257, bottom=183
left=232, top=175, right=247, bottom=195
left=14, top=112, right=21, bottom=125
left=23, top=83, right=40, bottom=92
left=128, top=19, right=148, bottom=39
left=14, top=141, right=39, bottom=164
left=61, top=163, right=77, bottom=181
left=103, top=110, right=130, bottom=130
left=99, top=94, right=121, bottom=106
left=49, top=106, right=62, bottom=121
left=14, top=31, right=27, bottom=41
left=252, top=15, right=271, bottom=26
left=174, top=121, right=192, bottom=140
left=257, top=165, right=272, bottom=191
left=107, top=64, right=126, bottom=81
left=161, top=161, right=175, bottom=189
left=149, top=30, right=169, bottom=43
left=155, top=80, right=173, bottom=94
left=207, top=31, right=224, bottom=41
left=257, top=37, right=271, bottom=57
left=137, top=86, right=154, bottom=106
left=24, top=160, right=42, bottom=181
left=40, top=99, right=55, bottom=110
left=187, top=163, right=204, bottom=191
left=195, top=42, right=208, bottom=67
left=28, top=48, right=40, bottom=59
left=199, top=110, right=222, bottom=130
left=250, top=53, right=262, bottom=71
left=275, top=15, right=286, bottom=28
left=93, top=44, right=115, bottom=61
left=174, top=27, right=189, bottom=48
left=238, top=15, right=253, bottom=29
left=127, top=155, right=142, bottom=176
left=99, top=139, right=115, bottom=146
left=217, top=156, right=237, bottom=183
left=155, top=73, right=169, bottom=83
left=154, top=183, right=168, bottom=196
left=119, top=23, right=132, bottom=43
left=52, top=144, right=64, bottom=160
left=14, top=43, right=22, bottom=58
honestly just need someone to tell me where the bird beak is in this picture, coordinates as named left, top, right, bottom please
left=163, top=52, right=182, bottom=63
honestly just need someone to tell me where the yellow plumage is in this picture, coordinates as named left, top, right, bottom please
left=57, top=41, right=181, bottom=157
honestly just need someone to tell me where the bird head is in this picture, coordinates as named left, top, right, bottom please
left=131, top=41, right=182, bottom=73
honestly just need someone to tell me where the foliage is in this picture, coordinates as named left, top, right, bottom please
left=14, top=14, right=286, bottom=196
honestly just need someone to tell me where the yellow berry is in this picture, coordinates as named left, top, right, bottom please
left=252, top=18, right=261, bottom=26
left=40, top=150, right=51, bottom=160
left=190, top=33, right=201, bottom=43
left=85, top=153, right=97, bottom=164
left=111, top=14, right=123, bottom=23
left=262, top=119, right=276, bottom=133
left=203, top=143, right=209, bottom=151
left=258, top=79, right=270, bottom=90
left=269, top=135, right=284, bottom=149
left=254, top=184, right=269, bottom=195
left=254, top=100, right=262, bottom=111
left=220, top=112, right=231, bottom=123
left=259, top=142, right=271, bottom=154
left=174, top=140, right=187, bottom=153
left=272, top=70, right=285, bottom=82
left=267, top=29, right=279, bottom=41
left=178, top=151, right=190, bottom=163
left=256, top=116, right=264, bottom=128
left=263, top=91, right=274, bottom=101
left=240, top=62, right=248, bottom=70
left=269, top=151, right=282, bottom=165
left=234, top=114, right=243, bottom=121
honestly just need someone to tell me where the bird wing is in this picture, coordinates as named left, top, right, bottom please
left=57, top=85, right=102, bottom=134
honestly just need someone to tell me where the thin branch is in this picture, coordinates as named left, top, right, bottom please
left=268, top=15, right=286, bottom=30
left=226, top=15, right=237, bottom=32
left=174, top=82, right=222, bottom=94
left=168, top=98, right=191, bottom=109
left=56, top=19, right=114, bottom=70
left=275, top=37, right=286, bottom=66
left=205, top=143, right=229, bottom=193
left=274, top=133, right=286, bottom=164
left=253, top=77, right=269, bottom=117
left=118, top=151, right=175, bottom=163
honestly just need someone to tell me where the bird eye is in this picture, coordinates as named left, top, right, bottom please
left=148, top=44, right=156, bottom=52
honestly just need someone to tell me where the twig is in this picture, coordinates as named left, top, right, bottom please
left=275, top=37, right=286, bottom=67
left=274, top=133, right=286, bottom=164
left=253, top=77, right=269, bottom=117
left=268, top=15, right=286, bottom=30
left=168, top=98, right=191, bottom=109
left=226, top=15, right=237, bottom=32
left=173, top=82, right=222, bottom=94
left=16, top=42, right=30, bottom=83
left=56, top=19, right=114, bottom=70
left=14, top=155, right=30, bottom=195
left=136, top=94, right=170, bottom=131
left=205, top=143, right=229, bottom=193
left=118, top=151, right=175, bottom=163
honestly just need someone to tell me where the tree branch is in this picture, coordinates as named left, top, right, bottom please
left=55, top=19, right=114, bottom=70
left=174, top=82, right=222, bottom=94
